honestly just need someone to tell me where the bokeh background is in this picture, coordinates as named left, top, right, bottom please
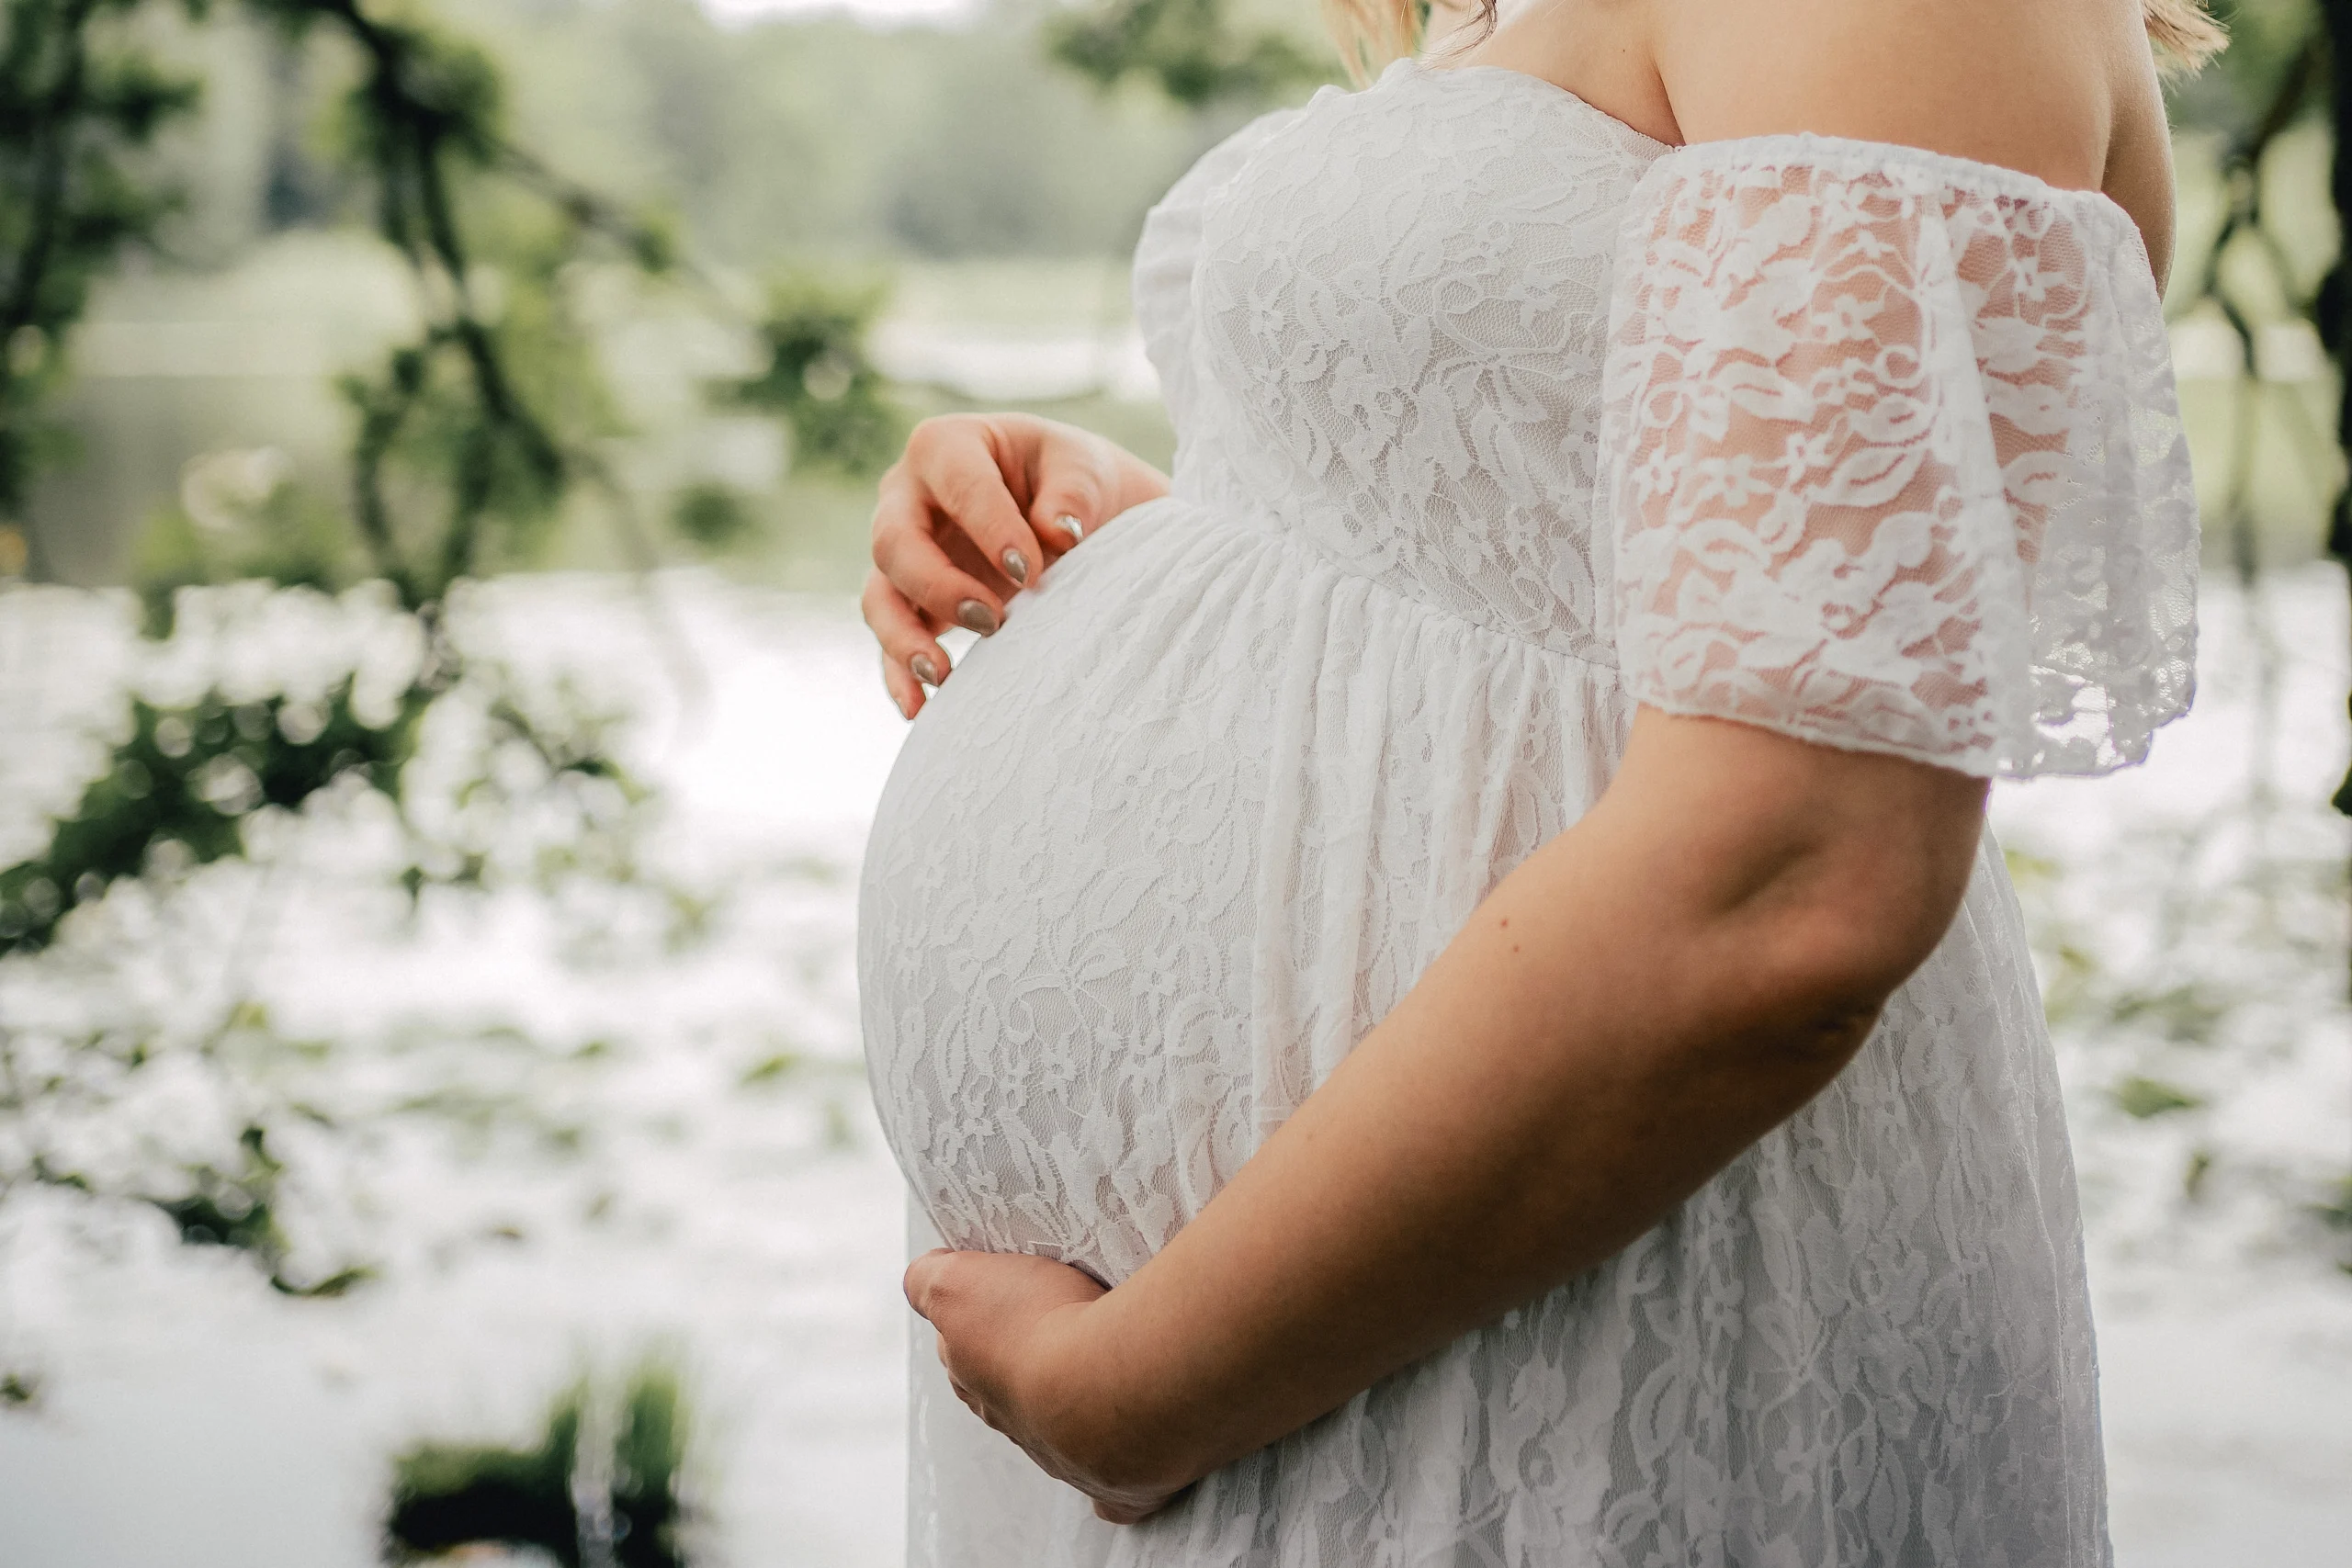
left=0, top=1, right=2345, bottom=1564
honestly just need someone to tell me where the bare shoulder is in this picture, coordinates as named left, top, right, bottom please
left=1651, top=0, right=2177, bottom=280
left=1464, top=0, right=2182, bottom=284
left=1653, top=0, right=2125, bottom=175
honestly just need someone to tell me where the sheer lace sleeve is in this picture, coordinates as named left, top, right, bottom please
left=1600, top=136, right=2199, bottom=777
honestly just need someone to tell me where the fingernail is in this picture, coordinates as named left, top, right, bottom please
left=1054, top=514, right=1085, bottom=544
left=1001, top=547, right=1029, bottom=585
left=891, top=689, right=910, bottom=719
left=956, top=600, right=1000, bottom=636
left=910, top=653, right=942, bottom=686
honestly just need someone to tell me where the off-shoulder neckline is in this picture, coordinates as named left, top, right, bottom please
left=1399, top=60, right=1674, bottom=157
left=1402, top=58, right=2134, bottom=221
left=1401, top=60, right=1674, bottom=155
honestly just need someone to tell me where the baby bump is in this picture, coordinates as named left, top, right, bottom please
left=857, top=507, right=1284, bottom=1283
left=856, top=502, right=1623, bottom=1284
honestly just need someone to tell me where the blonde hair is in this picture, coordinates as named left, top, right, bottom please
left=2142, top=0, right=2230, bottom=73
left=1323, top=0, right=2227, bottom=85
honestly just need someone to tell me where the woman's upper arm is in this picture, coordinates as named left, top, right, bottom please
left=1604, top=706, right=1989, bottom=1008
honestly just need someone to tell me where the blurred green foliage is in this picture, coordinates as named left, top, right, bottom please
left=388, top=1383, right=585, bottom=1564
left=131, top=446, right=358, bottom=628
left=0, top=0, right=210, bottom=544
left=386, top=1360, right=692, bottom=1567
left=0, top=0, right=701, bottom=953
left=722, top=271, right=904, bottom=476
left=1050, top=0, right=1329, bottom=107
left=2158, top=0, right=2352, bottom=827
left=0, top=0, right=708, bottom=1300
left=668, top=478, right=756, bottom=549
left=5, top=0, right=1329, bottom=591
left=447, top=0, right=1270, bottom=260
left=0, top=679, right=422, bottom=953
left=2113, top=1075, right=2210, bottom=1119
left=1, top=0, right=679, bottom=599
left=147, top=1120, right=372, bottom=1295
left=2168, top=0, right=2327, bottom=133
left=611, top=1362, right=691, bottom=1568
left=245, top=0, right=669, bottom=611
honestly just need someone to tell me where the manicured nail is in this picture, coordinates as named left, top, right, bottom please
left=1001, top=547, right=1029, bottom=585
left=1054, top=514, right=1085, bottom=544
left=891, top=688, right=910, bottom=719
left=910, top=653, right=942, bottom=686
left=956, top=600, right=1000, bottom=636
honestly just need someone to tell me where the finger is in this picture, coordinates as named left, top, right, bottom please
left=875, top=509, right=1008, bottom=637
left=936, top=525, right=1015, bottom=602
left=879, top=652, right=920, bottom=722
left=864, top=572, right=950, bottom=709
left=907, top=420, right=1056, bottom=596
left=903, top=1248, right=957, bottom=1319
left=944, top=1367, right=1012, bottom=1437
left=1025, top=429, right=1123, bottom=563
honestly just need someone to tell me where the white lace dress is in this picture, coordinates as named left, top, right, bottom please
left=859, top=58, right=2196, bottom=1568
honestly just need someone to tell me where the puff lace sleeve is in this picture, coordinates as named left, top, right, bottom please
left=1601, top=136, right=2199, bottom=777
left=1131, top=106, right=1303, bottom=427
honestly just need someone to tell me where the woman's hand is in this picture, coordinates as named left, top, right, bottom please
left=865, top=413, right=1170, bottom=719
left=904, top=1248, right=1192, bottom=1524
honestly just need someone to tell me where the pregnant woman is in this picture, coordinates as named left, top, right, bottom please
left=858, top=0, right=2215, bottom=1561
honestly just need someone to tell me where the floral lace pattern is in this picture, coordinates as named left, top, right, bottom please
left=1174, top=66, right=1667, bottom=662
left=864, top=58, right=2185, bottom=1568
left=1604, top=140, right=2196, bottom=773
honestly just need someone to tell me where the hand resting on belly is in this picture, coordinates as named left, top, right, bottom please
left=862, top=412, right=1170, bottom=721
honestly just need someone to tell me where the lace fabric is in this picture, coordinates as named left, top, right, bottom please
left=1603, top=139, right=2197, bottom=774
left=863, top=58, right=2185, bottom=1568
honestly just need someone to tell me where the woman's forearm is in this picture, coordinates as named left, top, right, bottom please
left=1037, top=710, right=1988, bottom=1495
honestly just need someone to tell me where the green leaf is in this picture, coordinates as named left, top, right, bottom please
left=2113, top=1076, right=2207, bottom=1119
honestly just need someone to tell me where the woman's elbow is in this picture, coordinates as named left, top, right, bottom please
left=1611, top=709, right=1992, bottom=1070
left=1757, top=833, right=1983, bottom=1061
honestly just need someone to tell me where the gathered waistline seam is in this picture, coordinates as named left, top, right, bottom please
left=1123, top=492, right=1626, bottom=680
